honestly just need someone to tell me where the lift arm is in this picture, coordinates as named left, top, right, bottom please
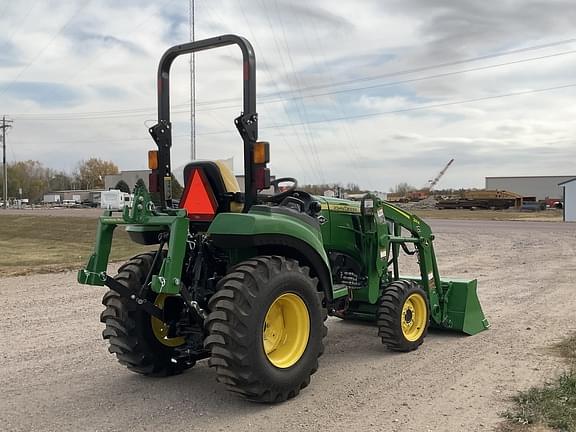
left=380, top=202, right=444, bottom=325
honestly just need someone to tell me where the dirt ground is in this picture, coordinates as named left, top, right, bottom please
left=1, top=219, right=574, bottom=432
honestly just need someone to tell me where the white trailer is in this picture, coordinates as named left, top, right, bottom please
left=100, top=190, right=133, bottom=210
left=43, top=194, right=61, bottom=204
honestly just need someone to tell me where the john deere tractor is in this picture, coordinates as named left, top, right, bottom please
left=78, top=35, right=489, bottom=403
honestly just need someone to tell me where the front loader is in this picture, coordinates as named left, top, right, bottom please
left=78, top=34, right=489, bottom=403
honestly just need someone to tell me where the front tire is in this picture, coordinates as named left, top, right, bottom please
left=204, top=256, right=326, bottom=403
left=377, top=280, right=429, bottom=352
left=100, top=252, right=194, bottom=376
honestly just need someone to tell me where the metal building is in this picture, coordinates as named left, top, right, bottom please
left=104, top=170, right=150, bottom=191
left=485, top=175, right=576, bottom=200
left=559, top=178, right=576, bottom=222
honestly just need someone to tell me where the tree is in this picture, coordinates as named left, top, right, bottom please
left=300, top=182, right=367, bottom=196
left=345, top=183, right=361, bottom=193
left=0, top=160, right=49, bottom=202
left=114, top=180, right=130, bottom=193
left=134, top=178, right=146, bottom=192
left=390, top=182, right=416, bottom=195
left=48, top=171, right=73, bottom=191
left=75, top=158, right=119, bottom=190
left=134, top=176, right=183, bottom=204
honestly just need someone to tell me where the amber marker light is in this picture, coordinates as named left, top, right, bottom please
left=148, top=150, right=159, bottom=170
left=253, top=141, right=270, bottom=164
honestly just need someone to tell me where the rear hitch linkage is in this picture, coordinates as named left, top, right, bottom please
left=82, top=269, right=165, bottom=321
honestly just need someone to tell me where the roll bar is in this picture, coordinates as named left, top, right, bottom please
left=148, top=34, right=258, bottom=211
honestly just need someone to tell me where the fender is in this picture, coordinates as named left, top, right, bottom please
left=207, top=207, right=334, bottom=302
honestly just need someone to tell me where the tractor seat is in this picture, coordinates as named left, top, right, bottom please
left=181, top=160, right=243, bottom=220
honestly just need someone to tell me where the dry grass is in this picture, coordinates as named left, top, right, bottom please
left=0, top=214, right=149, bottom=276
left=500, top=334, right=576, bottom=432
left=412, top=209, right=563, bottom=221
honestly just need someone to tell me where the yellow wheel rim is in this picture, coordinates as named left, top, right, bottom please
left=151, top=294, right=185, bottom=347
left=262, top=293, right=310, bottom=368
left=401, top=293, right=427, bottom=342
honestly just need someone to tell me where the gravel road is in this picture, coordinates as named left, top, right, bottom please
left=1, top=220, right=574, bottom=432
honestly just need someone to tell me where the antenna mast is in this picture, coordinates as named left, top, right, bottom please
left=189, top=0, right=196, bottom=160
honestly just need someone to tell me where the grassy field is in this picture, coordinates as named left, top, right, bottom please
left=0, top=214, right=149, bottom=276
left=0, top=208, right=564, bottom=276
left=500, top=334, right=576, bottom=431
left=411, top=208, right=563, bottom=221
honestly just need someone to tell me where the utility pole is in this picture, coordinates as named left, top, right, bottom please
left=189, top=0, right=196, bottom=160
left=1, top=116, right=13, bottom=210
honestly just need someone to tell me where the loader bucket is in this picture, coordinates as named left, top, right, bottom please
left=441, top=279, right=490, bottom=335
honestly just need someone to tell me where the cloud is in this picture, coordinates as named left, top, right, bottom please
left=4, top=81, right=83, bottom=107
left=0, top=41, right=24, bottom=67
left=269, top=1, right=353, bottom=31
left=68, top=30, right=147, bottom=56
left=0, top=0, right=574, bottom=192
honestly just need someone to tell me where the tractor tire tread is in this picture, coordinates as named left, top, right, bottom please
left=100, top=252, right=194, bottom=377
left=377, top=280, right=429, bottom=352
left=205, top=255, right=326, bottom=403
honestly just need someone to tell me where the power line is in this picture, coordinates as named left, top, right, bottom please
left=11, top=102, right=190, bottom=118
left=292, top=0, right=363, bottom=185
left=16, top=81, right=576, bottom=145
left=270, top=0, right=326, bottom=182
left=257, top=0, right=326, bottom=182
left=1, top=0, right=177, bottom=116
left=232, top=0, right=316, bottom=181
left=265, top=36, right=576, bottom=97
left=258, top=49, right=576, bottom=104
left=199, top=82, right=576, bottom=134
left=13, top=48, right=576, bottom=121
left=0, top=0, right=93, bottom=99
left=157, top=36, right=576, bottom=107
left=2, top=2, right=39, bottom=49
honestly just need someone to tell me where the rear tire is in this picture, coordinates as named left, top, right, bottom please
left=377, top=280, right=429, bottom=352
left=100, top=252, right=194, bottom=376
left=204, top=256, right=326, bottom=403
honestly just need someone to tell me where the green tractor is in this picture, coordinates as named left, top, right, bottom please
left=78, top=35, right=489, bottom=403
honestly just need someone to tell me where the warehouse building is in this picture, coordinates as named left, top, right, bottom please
left=559, top=178, right=576, bottom=222
left=104, top=170, right=150, bottom=191
left=43, top=189, right=102, bottom=206
left=485, top=175, right=576, bottom=201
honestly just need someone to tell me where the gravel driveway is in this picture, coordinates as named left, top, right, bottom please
left=1, top=219, right=574, bottom=432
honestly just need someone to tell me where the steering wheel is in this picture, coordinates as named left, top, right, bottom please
left=266, top=177, right=298, bottom=203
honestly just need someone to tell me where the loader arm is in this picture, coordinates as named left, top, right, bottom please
left=379, top=201, right=488, bottom=334
left=380, top=202, right=444, bottom=325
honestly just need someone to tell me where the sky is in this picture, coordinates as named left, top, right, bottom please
left=1, top=0, right=576, bottom=191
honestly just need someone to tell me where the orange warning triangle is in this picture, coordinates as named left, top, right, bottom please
left=182, top=170, right=216, bottom=218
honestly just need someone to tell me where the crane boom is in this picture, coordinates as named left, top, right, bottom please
left=428, top=158, right=454, bottom=190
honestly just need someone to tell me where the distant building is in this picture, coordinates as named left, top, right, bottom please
left=485, top=176, right=576, bottom=201
left=43, top=189, right=102, bottom=206
left=105, top=170, right=150, bottom=191
left=43, top=194, right=61, bottom=204
left=559, top=178, right=576, bottom=222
